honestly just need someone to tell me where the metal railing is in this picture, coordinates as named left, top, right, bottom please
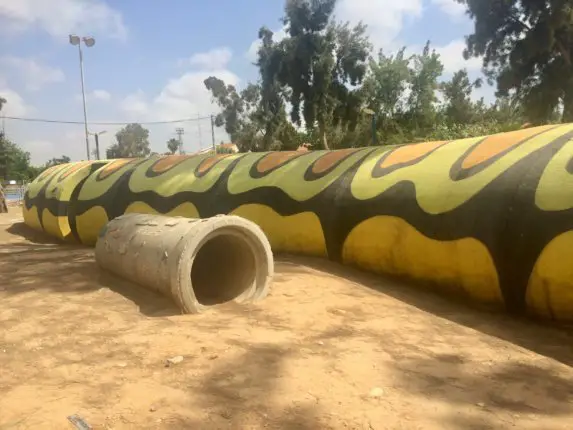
left=2, top=184, right=27, bottom=206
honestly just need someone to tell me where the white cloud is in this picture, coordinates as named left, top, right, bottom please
left=120, top=89, right=148, bottom=116
left=336, top=0, right=423, bottom=53
left=0, top=0, right=127, bottom=41
left=435, top=39, right=481, bottom=74
left=0, top=87, right=32, bottom=116
left=91, top=89, right=111, bottom=101
left=74, top=89, right=111, bottom=103
left=431, top=0, right=466, bottom=20
left=186, top=47, right=233, bottom=70
left=245, top=0, right=423, bottom=61
left=119, top=68, right=241, bottom=152
left=0, top=56, right=65, bottom=91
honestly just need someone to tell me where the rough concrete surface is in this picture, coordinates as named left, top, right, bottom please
left=1, top=208, right=573, bottom=429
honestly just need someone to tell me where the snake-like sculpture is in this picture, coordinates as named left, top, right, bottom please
left=22, top=124, right=573, bottom=321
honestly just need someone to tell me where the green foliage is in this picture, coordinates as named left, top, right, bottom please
left=216, top=146, right=236, bottom=154
left=203, top=1, right=534, bottom=152
left=0, top=133, right=44, bottom=181
left=456, top=0, right=573, bottom=123
left=166, top=138, right=181, bottom=155
left=106, top=123, right=151, bottom=159
left=274, top=0, right=371, bottom=149
left=440, top=69, right=482, bottom=125
left=45, top=156, right=71, bottom=168
left=1, top=0, right=569, bottom=168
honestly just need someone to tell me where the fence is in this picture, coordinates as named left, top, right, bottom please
left=1, top=184, right=27, bottom=206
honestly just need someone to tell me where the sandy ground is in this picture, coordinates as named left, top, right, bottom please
left=1, top=208, right=573, bottom=430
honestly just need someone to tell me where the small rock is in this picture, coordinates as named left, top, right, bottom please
left=317, top=341, right=324, bottom=346
left=149, top=405, right=157, bottom=412
left=476, top=402, right=486, bottom=408
left=368, top=387, right=384, bottom=399
left=208, top=354, right=219, bottom=360
left=165, top=356, right=184, bottom=367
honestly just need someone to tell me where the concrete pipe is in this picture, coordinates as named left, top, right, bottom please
left=95, top=213, right=274, bottom=313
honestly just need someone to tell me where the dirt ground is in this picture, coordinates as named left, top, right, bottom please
left=1, top=208, right=573, bottom=430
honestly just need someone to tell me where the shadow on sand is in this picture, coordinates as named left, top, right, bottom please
left=2, top=221, right=572, bottom=369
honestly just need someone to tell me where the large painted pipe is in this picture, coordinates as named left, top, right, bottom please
left=21, top=124, right=573, bottom=321
left=95, top=213, right=274, bottom=313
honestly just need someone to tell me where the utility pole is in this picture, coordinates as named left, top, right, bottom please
left=210, top=115, right=216, bottom=151
left=89, top=130, right=106, bottom=160
left=175, top=127, right=184, bottom=154
left=94, top=133, right=100, bottom=160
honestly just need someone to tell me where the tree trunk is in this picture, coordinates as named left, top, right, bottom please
left=562, top=78, right=573, bottom=123
left=319, top=123, right=330, bottom=150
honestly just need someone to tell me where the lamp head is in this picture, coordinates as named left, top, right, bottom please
left=83, top=36, right=95, bottom=47
left=69, top=34, right=80, bottom=46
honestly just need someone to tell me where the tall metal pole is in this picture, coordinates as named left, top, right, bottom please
left=94, top=133, right=100, bottom=160
left=210, top=115, right=216, bottom=151
left=175, top=127, right=184, bottom=154
left=78, top=44, right=90, bottom=160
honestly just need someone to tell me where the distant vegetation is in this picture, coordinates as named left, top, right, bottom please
left=1, top=0, right=571, bottom=179
left=202, top=0, right=570, bottom=151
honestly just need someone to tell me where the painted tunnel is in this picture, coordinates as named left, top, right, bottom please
left=22, top=124, right=573, bottom=321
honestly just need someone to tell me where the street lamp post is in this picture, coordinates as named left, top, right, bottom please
left=89, top=130, right=107, bottom=160
left=69, top=34, right=95, bottom=161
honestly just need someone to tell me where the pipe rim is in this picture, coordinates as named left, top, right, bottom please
left=173, top=215, right=274, bottom=313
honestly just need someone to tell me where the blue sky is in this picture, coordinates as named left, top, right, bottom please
left=0, top=0, right=490, bottom=164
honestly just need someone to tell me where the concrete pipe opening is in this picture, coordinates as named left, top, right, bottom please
left=191, top=230, right=257, bottom=306
left=95, top=213, right=274, bottom=314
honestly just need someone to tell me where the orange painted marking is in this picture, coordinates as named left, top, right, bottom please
left=150, top=155, right=192, bottom=174
left=58, top=161, right=90, bottom=180
left=379, top=140, right=447, bottom=168
left=461, top=125, right=555, bottom=169
left=197, top=154, right=230, bottom=174
left=312, top=149, right=358, bottom=174
left=98, top=159, right=134, bottom=180
left=256, top=152, right=301, bottom=173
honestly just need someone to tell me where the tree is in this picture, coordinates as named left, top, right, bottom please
left=204, top=76, right=298, bottom=152
left=166, top=138, right=181, bottom=154
left=0, top=97, right=6, bottom=112
left=456, top=0, right=573, bottom=123
left=362, top=48, right=411, bottom=119
left=440, top=69, right=482, bottom=125
left=255, top=27, right=292, bottom=150
left=203, top=77, right=264, bottom=151
left=406, top=41, right=444, bottom=135
left=44, top=156, right=71, bottom=168
left=359, top=47, right=412, bottom=145
left=0, top=134, right=40, bottom=181
left=266, top=0, right=371, bottom=149
left=106, top=123, right=151, bottom=158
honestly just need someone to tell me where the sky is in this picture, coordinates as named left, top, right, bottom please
left=0, top=0, right=491, bottom=165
